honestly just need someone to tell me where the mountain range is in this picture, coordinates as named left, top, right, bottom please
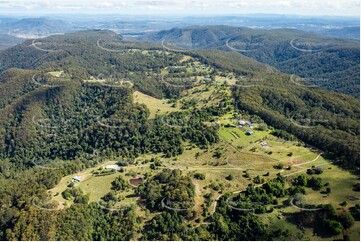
left=137, top=25, right=360, bottom=98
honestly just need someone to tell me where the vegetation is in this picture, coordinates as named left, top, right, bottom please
left=0, top=29, right=359, bottom=241
left=140, top=26, right=360, bottom=97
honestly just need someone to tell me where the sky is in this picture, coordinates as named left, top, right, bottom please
left=0, top=0, right=359, bottom=17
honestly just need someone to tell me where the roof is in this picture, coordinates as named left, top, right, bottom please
left=105, top=165, right=119, bottom=169
left=72, top=176, right=81, bottom=181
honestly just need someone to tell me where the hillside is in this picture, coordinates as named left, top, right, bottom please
left=0, top=18, right=75, bottom=36
left=319, top=27, right=360, bottom=40
left=0, top=34, right=24, bottom=50
left=0, top=30, right=359, bottom=241
left=0, top=29, right=358, bottom=167
left=137, top=25, right=360, bottom=98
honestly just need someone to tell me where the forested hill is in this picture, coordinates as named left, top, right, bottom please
left=0, top=34, right=24, bottom=50
left=137, top=25, right=360, bottom=98
left=0, top=29, right=359, bottom=170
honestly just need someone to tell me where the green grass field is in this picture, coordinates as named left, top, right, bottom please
left=133, top=91, right=179, bottom=119
left=49, top=160, right=152, bottom=208
left=48, top=71, right=64, bottom=77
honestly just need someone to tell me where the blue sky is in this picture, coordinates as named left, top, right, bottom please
left=0, top=0, right=359, bottom=17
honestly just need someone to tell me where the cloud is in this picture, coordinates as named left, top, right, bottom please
left=0, top=0, right=359, bottom=16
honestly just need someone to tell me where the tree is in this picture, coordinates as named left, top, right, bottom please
left=253, top=175, right=265, bottom=184
left=293, top=174, right=307, bottom=187
left=349, top=205, right=360, bottom=221
left=213, top=150, right=222, bottom=158
left=194, top=172, right=205, bottom=180
left=324, top=220, right=343, bottom=235
left=338, top=212, right=355, bottom=229
left=274, top=163, right=283, bottom=169
left=307, top=177, right=323, bottom=190
left=257, top=123, right=268, bottom=131
left=111, top=176, right=129, bottom=191
left=225, top=175, right=234, bottom=181
left=102, top=191, right=118, bottom=202
left=340, top=201, right=348, bottom=207
left=326, top=187, right=331, bottom=194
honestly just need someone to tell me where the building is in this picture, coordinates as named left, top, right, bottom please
left=261, top=142, right=269, bottom=146
left=72, top=176, right=81, bottom=182
left=238, top=120, right=247, bottom=126
left=246, top=130, right=254, bottom=135
left=105, top=165, right=119, bottom=170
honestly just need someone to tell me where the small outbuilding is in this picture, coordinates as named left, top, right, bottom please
left=105, top=165, right=119, bottom=170
left=238, top=120, right=247, bottom=126
left=261, top=142, right=269, bottom=147
left=72, top=176, right=81, bottom=182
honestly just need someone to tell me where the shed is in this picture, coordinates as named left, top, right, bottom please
left=105, top=165, right=119, bottom=170
left=238, top=120, right=247, bottom=125
left=261, top=142, right=269, bottom=146
left=72, top=176, right=81, bottom=182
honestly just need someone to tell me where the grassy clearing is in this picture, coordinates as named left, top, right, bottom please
left=49, top=159, right=152, bottom=208
left=218, top=125, right=326, bottom=168
left=133, top=91, right=179, bottom=119
left=215, top=75, right=237, bottom=85
left=302, top=165, right=359, bottom=208
left=180, top=55, right=192, bottom=62
left=48, top=71, right=64, bottom=77
left=280, top=162, right=360, bottom=241
left=219, top=127, right=269, bottom=147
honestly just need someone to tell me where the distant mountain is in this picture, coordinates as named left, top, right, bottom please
left=138, top=25, right=241, bottom=48
left=317, top=26, right=360, bottom=40
left=0, top=34, right=24, bottom=50
left=0, top=18, right=75, bottom=36
left=137, top=25, right=360, bottom=98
